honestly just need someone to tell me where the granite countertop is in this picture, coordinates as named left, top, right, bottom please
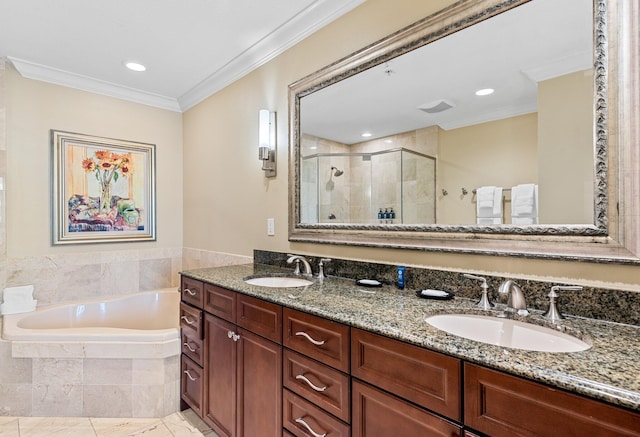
left=181, top=264, right=640, bottom=412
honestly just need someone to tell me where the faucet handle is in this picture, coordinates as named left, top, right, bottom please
left=317, top=258, right=332, bottom=280
left=543, top=285, right=583, bottom=323
left=463, top=273, right=494, bottom=310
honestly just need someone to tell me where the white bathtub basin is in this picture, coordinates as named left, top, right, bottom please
left=244, top=276, right=313, bottom=288
left=426, top=314, right=590, bottom=352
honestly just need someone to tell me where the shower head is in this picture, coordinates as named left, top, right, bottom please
left=331, top=166, right=344, bottom=177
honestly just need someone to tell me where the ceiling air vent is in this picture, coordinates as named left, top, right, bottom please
left=417, top=99, right=455, bottom=114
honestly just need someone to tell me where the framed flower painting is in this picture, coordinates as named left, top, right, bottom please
left=52, top=130, right=156, bottom=244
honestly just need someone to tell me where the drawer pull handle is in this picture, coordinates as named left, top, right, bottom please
left=295, top=331, right=326, bottom=346
left=181, top=315, right=196, bottom=325
left=296, top=374, right=328, bottom=392
left=183, top=370, right=198, bottom=382
left=183, top=342, right=198, bottom=352
left=295, top=417, right=326, bottom=437
left=184, top=288, right=198, bottom=296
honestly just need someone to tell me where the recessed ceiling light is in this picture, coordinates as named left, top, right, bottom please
left=475, top=88, right=494, bottom=96
left=361, top=132, right=373, bottom=138
left=125, top=61, right=147, bottom=72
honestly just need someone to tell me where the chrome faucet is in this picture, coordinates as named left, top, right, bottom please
left=463, top=273, right=494, bottom=310
left=498, top=280, right=528, bottom=315
left=543, top=285, right=583, bottom=323
left=286, top=254, right=313, bottom=277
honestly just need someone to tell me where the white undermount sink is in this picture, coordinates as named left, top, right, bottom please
left=426, top=314, right=591, bottom=353
left=244, top=276, right=313, bottom=288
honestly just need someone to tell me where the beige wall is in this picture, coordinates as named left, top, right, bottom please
left=438, top=113, right=538, bottom=224
left=5, top=65, right=183, bottom=257
left=538, top=70, right=594, bottom=223
left=183, top=0, right=640, bottom=290
left=2, top=64, right=184, bottom=305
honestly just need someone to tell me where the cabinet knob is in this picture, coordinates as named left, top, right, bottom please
left=295, top=417, right=327, bottom=437
left=295, top=331, right=326, bottom=346
left=295, top=374, right=328, bottom=392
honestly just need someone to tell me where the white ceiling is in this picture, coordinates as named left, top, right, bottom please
left=0, top=0, right=365, bottom=112
left=301, top=0, right=593, bottom=144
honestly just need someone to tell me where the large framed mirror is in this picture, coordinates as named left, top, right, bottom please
left=288, top=0, right=640, bottom=263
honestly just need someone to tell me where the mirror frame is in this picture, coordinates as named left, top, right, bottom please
left=288, top=0, right=640, bottom=264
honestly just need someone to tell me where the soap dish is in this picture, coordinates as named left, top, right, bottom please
left=356, top=279, right=383, bottom=287
left=416, top=289, right=454, bottom=300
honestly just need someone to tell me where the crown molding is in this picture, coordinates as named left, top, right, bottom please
left=8, top=57, right=182, bottom=112
left=177, top=0, right=366, bottom=111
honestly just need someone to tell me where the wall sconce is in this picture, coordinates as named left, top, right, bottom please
left=258, top=109, right=276, bottom=177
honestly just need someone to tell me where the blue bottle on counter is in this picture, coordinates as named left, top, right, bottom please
left=397, top=266, right=405, bottom=289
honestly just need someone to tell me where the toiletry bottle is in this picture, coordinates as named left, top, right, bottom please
left=397, top=266, right=405, bottom=289
left=378, top=208, right=383, bottom=222
left=390, top=208, right=396, bottom=221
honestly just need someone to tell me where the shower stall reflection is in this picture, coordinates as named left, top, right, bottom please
left=300, top=148, right=436, bottom=224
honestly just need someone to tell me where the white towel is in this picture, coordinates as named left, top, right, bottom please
left=1, top=300, right=37, bottom=315
left=511, top=184, right=538, bottom=224
left=476, top=186, right=503, bottom=224
left=477, top=217, right=502, bottom=225
left=2, top=285, right=34, bottom=303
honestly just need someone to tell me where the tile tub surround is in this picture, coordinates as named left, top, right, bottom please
left=254, top=249, right=640, bottom=326
left=0, top=341, right=180, bottom=418
left=181, top=263, right=640, bottom=412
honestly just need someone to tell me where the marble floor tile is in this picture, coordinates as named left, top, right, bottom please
left=18, top=417, right=96, bottom=437
left=0, top=417, right=19, bottom=437
left=91, top=418, right=169, bottom=436
left=163, top=410, right=218, bottom=436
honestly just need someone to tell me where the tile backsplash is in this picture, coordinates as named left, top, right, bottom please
left=255, top=250, right=640, bottom=326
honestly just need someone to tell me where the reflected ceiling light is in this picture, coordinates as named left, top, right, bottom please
left=361, top=132, right=373, bottom=138
left=475, top=88, right=494, bottom=96
left=125, top=61, right=147, bottom=72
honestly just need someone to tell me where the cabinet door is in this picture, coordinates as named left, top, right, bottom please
left=352, top=380, right=461, bottom=437
left=204, top=313, right=237, bottom=437
left=464, top=363, right=640, bottom=437
left=237, top=328, right=282, bottom=437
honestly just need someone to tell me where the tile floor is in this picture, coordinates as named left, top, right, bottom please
left=0, top=409, right=219, bottom=437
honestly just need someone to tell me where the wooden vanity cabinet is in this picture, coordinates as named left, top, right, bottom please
left=464, top=363, right=640, bottom=437
left=203, top=292, right=283, bottom=437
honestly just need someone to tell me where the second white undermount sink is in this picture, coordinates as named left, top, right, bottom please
left=426, top=314, right=591, bottom=353
left=244, top=276, right=313, bottom=288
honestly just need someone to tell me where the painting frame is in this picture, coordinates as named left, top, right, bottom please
left=52, top=130, right=156, bottom=244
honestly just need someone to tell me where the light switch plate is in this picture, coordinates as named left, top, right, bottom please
left=267, top=218, right=275, bottom=236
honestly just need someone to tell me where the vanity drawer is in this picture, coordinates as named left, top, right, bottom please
left=283, top=389, right=350, bottom=437
left=283, top=308, right=350, bottom=373
left=351, top=328, right=461, bottom=421
left=181, top=355, right=204, bottom=417
left=180, top=277, right=204, bottom=308
left=236, top=293, right=282, bottom=343
left=180, top=302, right=203, bottom=339
left=203, top=283, right=236, bottom=323
left=181, top=328, right=204, bottom=366
left=464, top=363, right=640, bottom=437
left=283, top=349, right=350, bottom=422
